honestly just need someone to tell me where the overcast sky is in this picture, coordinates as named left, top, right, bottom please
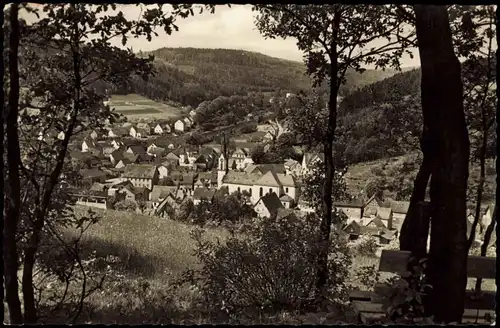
left=20, top=4, right=421, bottom=68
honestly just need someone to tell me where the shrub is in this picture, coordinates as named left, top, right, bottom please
left=240, top=122, right=258, bottom=134
left=114, top=199, right=137, bottom=212
left=355, top=265, right=381, bottom=290
left=354, top=235, right=379, bottom=257
left=179, top=214, right=352, bottom=318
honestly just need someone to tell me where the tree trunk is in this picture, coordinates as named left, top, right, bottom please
left=414, top=5, right=470, bottom=323
left=474, top=205, right=496, bottom=293
left=315, top=10, right=340, bottom=303
left=400, top=127, right=433, bottom=260
left=495, top=6, right=500, bottom=323
left=4, top=3, right=24, bottom=324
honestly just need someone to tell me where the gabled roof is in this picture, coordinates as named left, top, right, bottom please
left=122, top=164, right=157, bottom=179
left=223, top=171, right=262, bottom=186
left=80, top=168, right=107, bottom=179
left=151, top=185, right=178, bottom=202
left=390, top=200, right=410, bottom=214
left=277, top=173, right=295, bottom=187
left=377, top=207, right=393, bottom=221
left=127, top=145, right=147, bottom=155
left=303, top=152, right=325, bottom=166
left=255, top=171, right=281, bottom=187
left=256, top=192, right=284, bottom=217
left=110, top=150, right=125, bottom=161
left=193, top=187, right=216, bottom=200
left=276, top=208, right=299, bottom=221
left=343, top=220, right=362, bottom=234
left=279, top=194, right=293, bottom=202
left=366, top=217, right=387, bottom=229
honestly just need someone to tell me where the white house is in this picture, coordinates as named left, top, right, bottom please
left=154, top=124, right=164, bottom=135
left=157, top=165, right=169, bottom=179
left=189, top=110, right=197, bottom=119
left=174, top=120, right=185, bottom=132
left=82, top=138, right=98, bottom=153
left=254, top=193, right=285, bottom=218
left=183, top=117, right=193, bottom=129
left=217, top=160, right=297, bottom=205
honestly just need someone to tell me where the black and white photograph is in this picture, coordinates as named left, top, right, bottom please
left=2, top=3, right=498, bottom=325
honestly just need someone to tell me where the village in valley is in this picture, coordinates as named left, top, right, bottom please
left=68, top=97, right=495, bottom=249
left=5, top=3, right=497, bottom=326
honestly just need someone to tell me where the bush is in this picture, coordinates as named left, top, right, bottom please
left=114, top=199, right=137, bottom=212
left=179, top=214, right=352, bottom=318
left=239, top=122, right=258, bottom=134
left=354, top=235, right=379, bottom=257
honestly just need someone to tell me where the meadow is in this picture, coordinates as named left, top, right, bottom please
left=108, top=94, right=184, bottom=122
left=38, top=206, right=494, bottom=324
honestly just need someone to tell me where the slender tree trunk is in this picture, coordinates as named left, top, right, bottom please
left=400, top=127, right=433, bottom=260
left=415, top=5, right=470, bottom=323
left=495, top=6, right=500, bottom=323
left=315, top=10, right=340, bottom=303
left=474, top=205, right=496, bottom=293
left=1, top=6, right=5, bottom=322
left=4, top=3, right=24, bottom=324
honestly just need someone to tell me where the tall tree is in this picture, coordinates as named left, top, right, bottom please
left=254, top=4, right=414, bottom=301
left=413, top=5, right=470, bottom=323
left=5, top=3, right=215, bottom=323
left=4, top=3, right=24, bottom=324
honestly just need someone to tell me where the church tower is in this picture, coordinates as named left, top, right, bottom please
left=217, top=155, right=226, bottom=189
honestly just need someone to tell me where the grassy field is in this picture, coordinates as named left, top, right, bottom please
left=109, top=94, right=184, bottom=122
left=68, top=206, right=230, bottom=281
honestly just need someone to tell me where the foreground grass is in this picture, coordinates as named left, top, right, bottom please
left=67, top=206, right=231, bottom=281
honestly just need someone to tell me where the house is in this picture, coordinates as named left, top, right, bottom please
left=70, top=189, right=110, bottom=210
left=253, top=192, right=284, bottom=218
left=150, top=185, right=179, bottom=208
left=174, top=119, right=185, bottom=132
left=122, top=164, right=159, bottom=190
left=109, top=150, right=126, bottom=165
left=155, top=193, right=183, bottom=218
left=343, top=221, right=363, bottom=241
left=252, top=170, right=296, bottom=205
left=137, top=123, right=151, bottom=133
left=89, top=130, right=99, bottom=140
left=107, top=127, right=129, bottom=139
left=183, top=117, right=193, bottom=129
left=165, top=151, right=181, bottom=166
left=334, top=199, right=364, bottom=222
left=153, top=124, right=164, bottom=135
left=224, top=148, right=254, bottom=170
left=82, top=138, right=101, bottom=153
left=376, top=207, right=394, bottom=230
left=164, top=124, right=172, bottom=134
left=296, top=199, right=315, bottom=214
left=80, top=168, right=108, bottom=184
left=389, top=199, right=410, bottom=229
left=110, top=139, right=124, bottom=149
left=279, top=194, right=294, bottom=209
left=379, top=230, right=398, bottom=245
left=119, top=185, right=150, bottom=203
left=301, top=152, right=325, bottom=175
left=189, top=109, right=197, bottom=119
left=157, top=165, right=169, bottom=179
left=276, top=207, right=299, bottom=221
left=193, top=188, right=216, bottom=205
left=130, top=126, right=149, bottom=139
left=126, top=145, right=147, bottom=156
left=106, top=180, right=135, bottom=197
left=362, top=194, right=388, bottom=220
left=284, top=159, right=302, bottom=177
left=365, top=217, right=389, bottom=232
left=97, top=141, right=115, bottom=156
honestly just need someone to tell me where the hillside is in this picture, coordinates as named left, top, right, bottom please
left=114, top=47, right=405, bottom=108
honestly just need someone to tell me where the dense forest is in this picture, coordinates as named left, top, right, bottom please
left=110, top=47, right=404, bottom=108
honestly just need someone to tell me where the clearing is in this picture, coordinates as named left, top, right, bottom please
left=108, top=94, right=184, bottom=122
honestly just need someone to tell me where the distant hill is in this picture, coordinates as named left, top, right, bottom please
left=113, top=47, right=405, bottom=108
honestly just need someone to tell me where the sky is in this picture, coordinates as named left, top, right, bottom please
left=19, top=4, right=421, bottom=68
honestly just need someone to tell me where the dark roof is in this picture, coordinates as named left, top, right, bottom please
left=334, top=198, right=365, bottom=208
left=80, top=168, right=107, bottom=179
left=123, top=153, right=139, bottom=163
left=193, top=188, right=216, bottom=200
left=343, top=221, right=362, bottom=234
left=257, top=192, right=284, bottom=217
left=127, top=145, right=147, bottom=155
left=110, top=150, right=125, bottom=161
left=223, top=171, right=262, bottom=186
left=122, top=164, right=157, bottom=179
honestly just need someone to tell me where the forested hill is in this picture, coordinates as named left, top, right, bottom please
left=115, top=47, right=404, bottom=107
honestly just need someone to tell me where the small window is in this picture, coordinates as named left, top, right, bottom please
left=249, top=188, right=252, bottom=195
left=237, top=187, right=241, bottom=193
left=269, top=188, right=272, bottom=194
left=259, top=187, right=263, bottom=197
left=285, top=187, right=289, bottom=193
